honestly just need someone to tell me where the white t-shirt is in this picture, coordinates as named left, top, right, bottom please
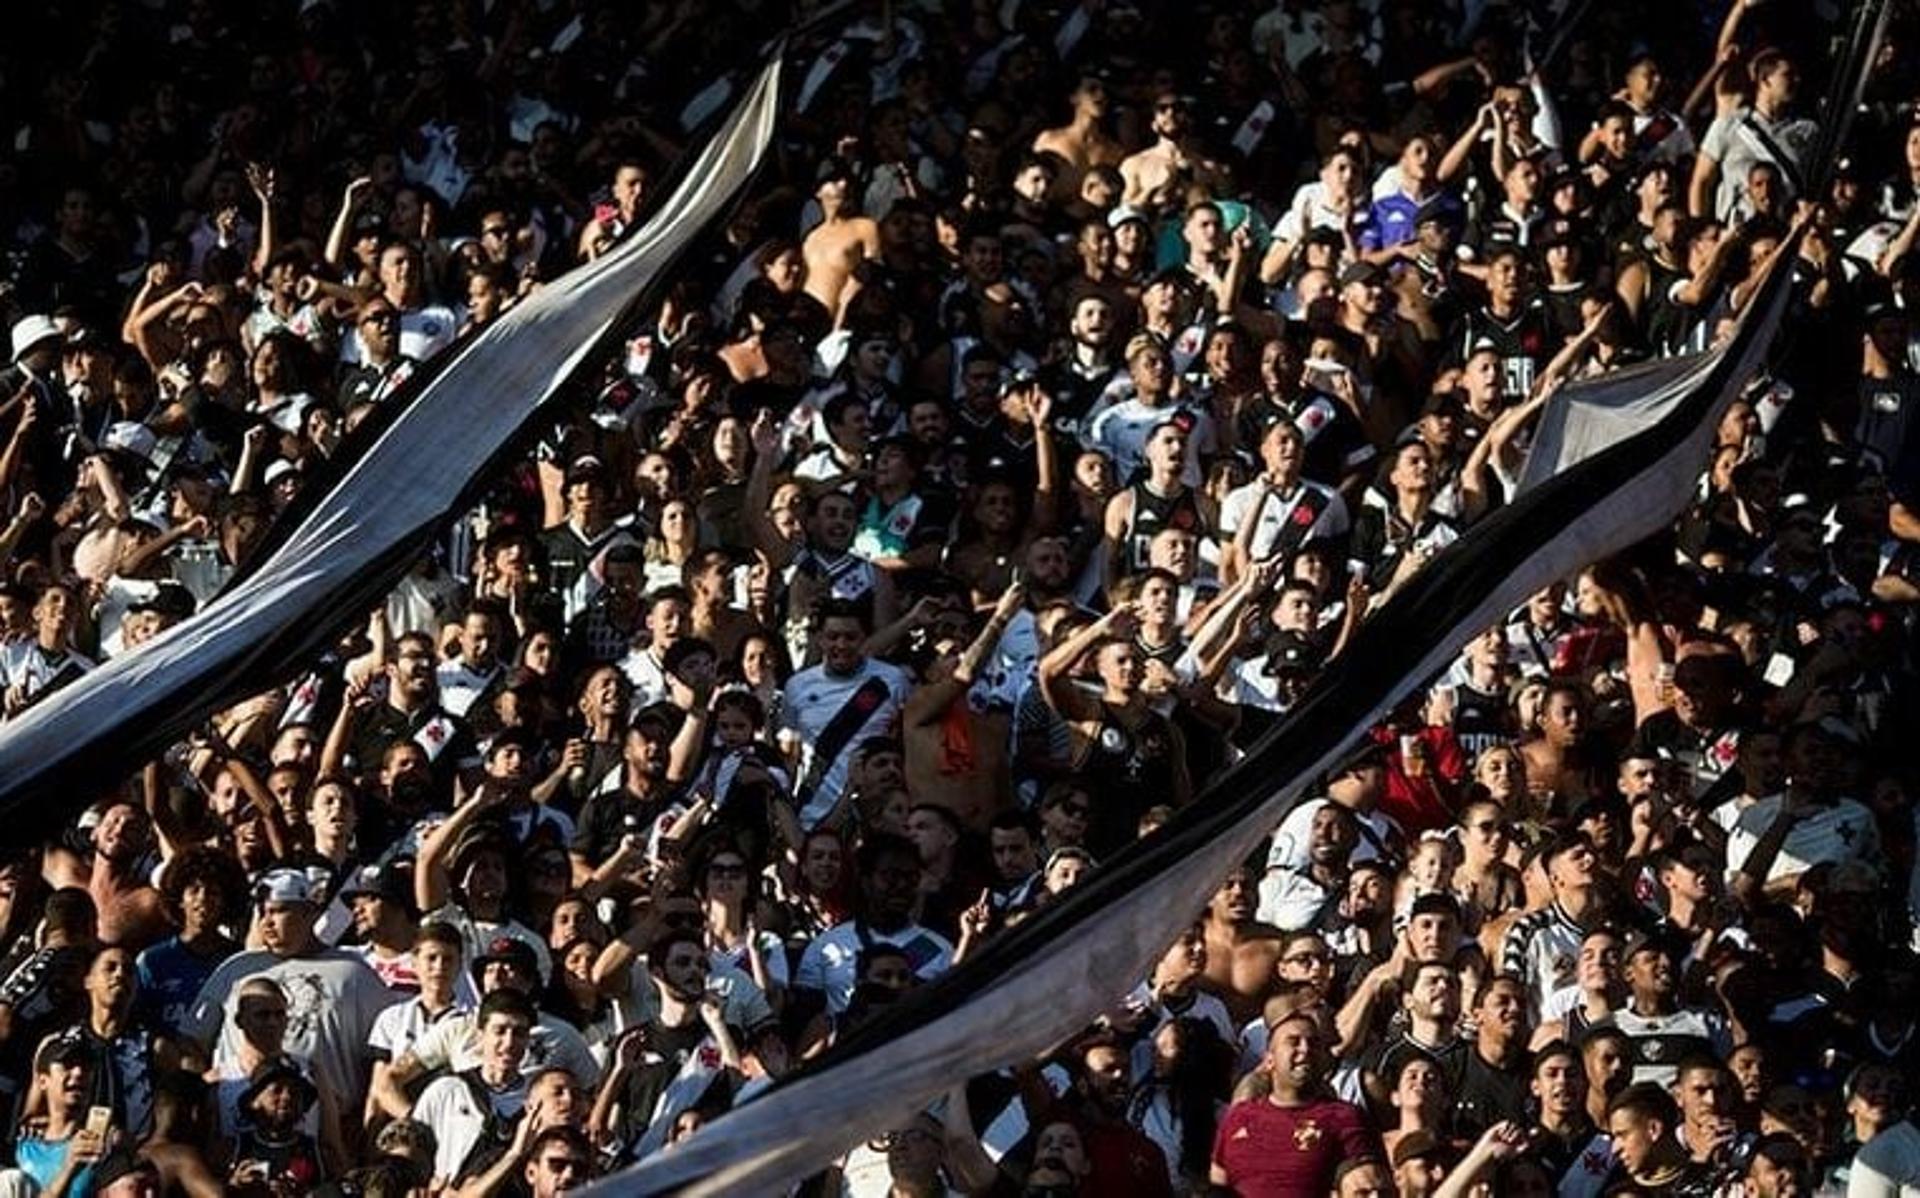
left=795, top=921, right=954, bottom=1015
left=369, top=997, right=474, bottom=1065
left=779, top=658, right=913, bottom=828
left=408, top=1008, right=602, bottom=1089
left=185, top=948, right=395, bottom=1107
left=413, top=1069, right=528, bottom=1182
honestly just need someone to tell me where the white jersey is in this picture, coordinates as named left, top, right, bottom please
left=779, top=658, right=912, bottom=828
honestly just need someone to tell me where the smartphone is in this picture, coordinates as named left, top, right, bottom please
left=85, top=1105, right=112, bottom=1138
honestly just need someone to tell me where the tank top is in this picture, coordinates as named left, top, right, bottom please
left=1079, top=703, right=1178, bottom=855
left=1123, top=482, right=1206, bottom=572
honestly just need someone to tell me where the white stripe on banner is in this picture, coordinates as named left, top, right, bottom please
left=598, top=253, right=1798, bottom=1196
left=0, top=60, right=785, bottom=815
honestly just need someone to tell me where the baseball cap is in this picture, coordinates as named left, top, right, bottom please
left=564, top=455, right=607, bottom=487
left=36, top=1033, right=92, bottom=1073
left=472, top=934, right=540, bottom=984
left=815, top=157, right=858, bottom=187
left=1106, top=204, right=1150, bottom=230
left=338, top=862, right=412, bottom=907
left=254, top=867, right=321, bottom=907
left=101, top=421, right=159, bottom=463
left=1338, top=260, right=1386, bottom=289
left=128, top=581, right=197, bottom=621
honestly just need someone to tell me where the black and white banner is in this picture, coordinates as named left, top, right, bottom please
left=602, top=241, right=1799, bottom=1198
left=0, top=61, right=785, bottom=823
left=600, top=4, right=1886, bottom=1191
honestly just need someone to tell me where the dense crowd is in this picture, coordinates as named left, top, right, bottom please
left=2, top=0, right=1920, bottom=1195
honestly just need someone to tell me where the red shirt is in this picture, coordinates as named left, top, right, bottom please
left=1211, top=1096, right=1377, bottom=1197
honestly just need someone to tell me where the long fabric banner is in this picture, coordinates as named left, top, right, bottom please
left=607, top=242, right=1798, bottom=1198
left=0, top=61, right=785, bottom=825
left=604, top=3, right=1887, bottom=1191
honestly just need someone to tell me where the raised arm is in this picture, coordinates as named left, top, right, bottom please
left=324, top=177, right=375, bottom=270
left=1038, top=603, right=1135, bottom=724
left=246, top=163, right=277, bottom=279
left=743, top=410, right=799, bottom=570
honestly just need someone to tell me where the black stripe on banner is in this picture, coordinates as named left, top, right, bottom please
left=606, top=3, right=1887, bottom=1189
left=608, top=233, right=1801, bottom=1198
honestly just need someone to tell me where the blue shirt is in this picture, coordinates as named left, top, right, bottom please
left=1365, top=189, right=1462, bottom=250
left=15, top=1132, right=98, bottom=1197
left=134, top=936, right=223, bottom=1039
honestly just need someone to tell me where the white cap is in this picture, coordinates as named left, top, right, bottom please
left=102, top=422, right=158, bottom=462
left=263, top=459, right=298, bottom=487
left=254, top=867, right=319, bottom=906
left=10, top=315, right=61, bottom=363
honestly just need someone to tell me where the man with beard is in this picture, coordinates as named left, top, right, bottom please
left=1199, top=866, right=1286, bottom=1027
left=1039, top=291, right=1122, bottom=438
left=183, top=868, right=390, bottom=1111
left=594, top=930, right=740, bottom=1158
left=79, top=802, right=168, bottom=951
left=339, top=632, right=473, bottom=785
left=338, top=863, right=423, bottom=995
left=1120, top=92, right=1231, bottom=214
left=1210, top=1008, right=1374, bottom=1195
left=569, top=707, right=676, bottom=887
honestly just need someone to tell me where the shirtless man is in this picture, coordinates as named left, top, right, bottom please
left=1199, top=866, right=1285, bottom=1025
left=802, top=160, right=881, bottom=327
left=77, top=802, right=169, bottom=950
left=1119, top=92, right=1231, bottom=214
left=1033, top=75, right=1127, bottom=202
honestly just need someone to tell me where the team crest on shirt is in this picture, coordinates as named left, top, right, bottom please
left=1293, top=1120, right=1323, bottom=1150
left=1100, top=727, right=1127, bottom=753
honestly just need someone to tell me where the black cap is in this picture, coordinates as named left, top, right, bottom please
left=1338, top=260, right=1387, bottom=289
left=564, top=455, right=607, bottom=487
left=35, top=1033, right=92, bottom=1073
left=815, top=157, right=858, bottom=187
left=471, top=934, right=540, bottom=985
left=129, top=580, right=197, bottom=620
